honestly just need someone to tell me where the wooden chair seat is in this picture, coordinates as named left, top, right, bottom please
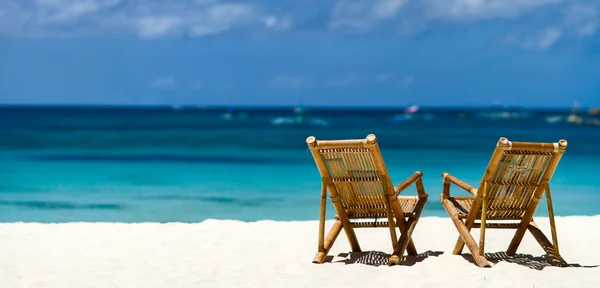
left=346, top=196, right=419, bottom=219
left=447, top=197, right=529, bottom=220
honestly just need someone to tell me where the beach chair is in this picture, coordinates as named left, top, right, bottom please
left=440, top=137, right=568, bottom=268
left=306, top=134, right=428, bottom=266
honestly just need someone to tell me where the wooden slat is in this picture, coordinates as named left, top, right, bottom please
left=472, top=223, right=520, bottom=229
left=508, top=142, right=557, bottom=153
left=350, top=221, right=390, bottom=228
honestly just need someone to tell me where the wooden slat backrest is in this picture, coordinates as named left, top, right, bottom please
left=477, top=137, right=568, bottom=218
left=306, top=134, right=395, bottom=211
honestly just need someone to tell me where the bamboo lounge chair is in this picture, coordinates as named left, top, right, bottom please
left=440, top=137, right=569, bottom=268
left=306, top=134, right=428, bottom=266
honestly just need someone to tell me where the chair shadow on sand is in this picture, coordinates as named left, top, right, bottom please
left=461, top=252, right=600, bottom=271
left=328, top=250, right=444, bottom=267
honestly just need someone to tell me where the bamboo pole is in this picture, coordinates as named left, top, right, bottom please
left=317, top=181, right=327, bottom=253
left=478, top=182, right=488, bottom=256
left=442, top=198, right=491, bottom=267
left=527, top=222, right=568, bottom=267
left=309, top=139, right=367, bottom=148
left=389, top=192, right=428, bottom=265
left=545, top=184, right=560, bottom=256
left=395, top=171, right=423, bottom=194
left=328, top=183, right=361, bottom=252
left=313, top=220, right=343, bottom=263
left=391, top=171, right=423, bottom=256
left=384, top=188, right=399, bottom=255
left=364, top=134, right=401, bottom=254
left=508, top=142, right=558, bottom=152
left=390, top=200, right=418, bottom=255
left=442, top=172, right=477, bottom=195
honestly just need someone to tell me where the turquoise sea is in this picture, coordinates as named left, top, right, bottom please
left=0, top=106, right=599, bottom=223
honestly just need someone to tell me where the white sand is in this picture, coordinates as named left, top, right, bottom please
left=1, top=216, right=599, bottom=288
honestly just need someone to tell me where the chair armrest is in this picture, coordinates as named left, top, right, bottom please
left=441, top=172, right=477, bottom=198
left=394, top=171, right=426, bottom=197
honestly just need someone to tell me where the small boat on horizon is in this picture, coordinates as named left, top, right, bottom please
left=221, top=107, right=248, bottom=121
left=545, top=115, right=563, bottom=124
left=474, top=102, right=533, bottom=120
left=547, top=101, right=600, bottom=126
left=389, top=105, right=439, bottom=122
left=566, top=101, right=583, bottom=124
left=270, top=105, right=329, bottom=127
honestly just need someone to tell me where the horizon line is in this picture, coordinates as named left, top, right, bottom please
left=0, top=103, right=590, bottom=110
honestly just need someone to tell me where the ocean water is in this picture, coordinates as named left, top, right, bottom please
left=0, top=106, right=599, bottom=223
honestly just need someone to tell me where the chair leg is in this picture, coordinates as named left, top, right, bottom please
left=398, top=191, right=429, bottom=256
left=452, top=207, right=479, bottom=255
left=393, top=214, right=418, bottom=256
left=545, top=185, right=560, bottom=256
left=452, top=235, right=466, bottom=255
left=507, top=216, right=536, bottom=256
left=442, top=199, right=491, bottom=268
left=341, top=224, right=361, bottom=252
left=507, top=222, right=532, bottom=256
left=313, top=220, right=343, bottom=264
left=389, top=218, right=418, bottom=266
left=406, top=238, right=417, bottom=256
left=527, top=222, right=568, bottom=267
left=450, top=200, right=477, bottom=255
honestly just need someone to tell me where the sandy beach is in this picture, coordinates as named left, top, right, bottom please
left=1, top=216, right=599, bottom=288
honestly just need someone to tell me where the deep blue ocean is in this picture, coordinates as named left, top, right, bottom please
left=0, top=106, right=599, bottom=223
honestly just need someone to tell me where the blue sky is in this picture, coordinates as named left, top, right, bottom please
left=0, top=0, right=599, bottom=107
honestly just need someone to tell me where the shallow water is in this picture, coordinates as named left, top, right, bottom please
left=0, top=106, right=598, bottom=222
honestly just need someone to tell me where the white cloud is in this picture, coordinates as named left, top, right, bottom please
left=0, top=0, right=597, bottom=46
left=195, top=0, right=218, bottom=5
left=495, top=2, right=599, bottom=50
left=271, top=75, right=312, bottom=89
left=329, top=0, right=408, bottom=31
left=190, top=3, right=254, bottom=37
left=264, top=16, right=277, bottom=27
left=36, top=0, right=120, bottom=24
left=563, top=4, right=598, bottom=36
left=209, top=3, right=250, bottom=19
left=0, top=0, right=283, bottom=38
left=264, top=16, right=292, bottom=31
left=137, top=16, right=182, bottom=38
left=522, top=28, right=561, bottom=50
left=483, top=1, right=600, bottom=50
left=421, top=0, right=566, bottom=21
left=151, top=77, right=177, bottom=88
left=538, top=29, right=562, bottom=49
left=500, top=27, right=562, bottom=50
left=134, top=2, right=255, bottom=38
left=373, top=0, right=408, bottom=18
